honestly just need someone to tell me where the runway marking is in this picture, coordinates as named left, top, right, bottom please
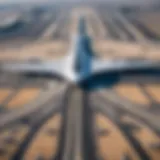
left=114, top=12, right=147, bottom=43
left=62, top=88, right=83, bottom=160
left=40, top=14, right=64, bottom=41
left=106, top=14, right=129, bottom=41
left=91, top=10, right=108, bottom=39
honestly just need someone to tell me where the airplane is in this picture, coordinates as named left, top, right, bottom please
left=0, top=16, right=160, bottom=85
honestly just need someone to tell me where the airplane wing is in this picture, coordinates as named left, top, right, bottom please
left=0, top=59, right=65, bottom=78
left=92, top=59, right=160, bottom=75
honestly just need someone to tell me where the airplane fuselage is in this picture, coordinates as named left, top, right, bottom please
left=61, top=17, right=93, bottom=82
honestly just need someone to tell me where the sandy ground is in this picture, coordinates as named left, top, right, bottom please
left=114, top=83, right=160, bottom=107
left=24, top=114, right=61, bottom=160
left=95, top=113, right=140, bottom=160
left=95, top=112, right=160, bottom=160
left=122, top=115, right=160, bottom=160
left=0, top=124, right=29, bottom=160
left=94, top=40, right=160, bottom=60
left=0, top=89, right=12, bottom=103
left=114, top=84, right=150, bottom=106
left=7, top=88, right=40, bottom=109
left=1, top=40, right=160, bottom=61
left=0, top=41, right=69, bottom=61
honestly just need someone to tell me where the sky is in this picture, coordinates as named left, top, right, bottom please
left=0, top=0, right=157, bottom=5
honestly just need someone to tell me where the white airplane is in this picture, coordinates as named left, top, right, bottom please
left=1, top=17, right=160, bottom=84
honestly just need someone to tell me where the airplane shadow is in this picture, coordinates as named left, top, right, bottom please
left=80, top=69, right=160, bottom=91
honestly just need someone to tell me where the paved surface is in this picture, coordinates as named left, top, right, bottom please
left=0, top=6, right=160, bottom=160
